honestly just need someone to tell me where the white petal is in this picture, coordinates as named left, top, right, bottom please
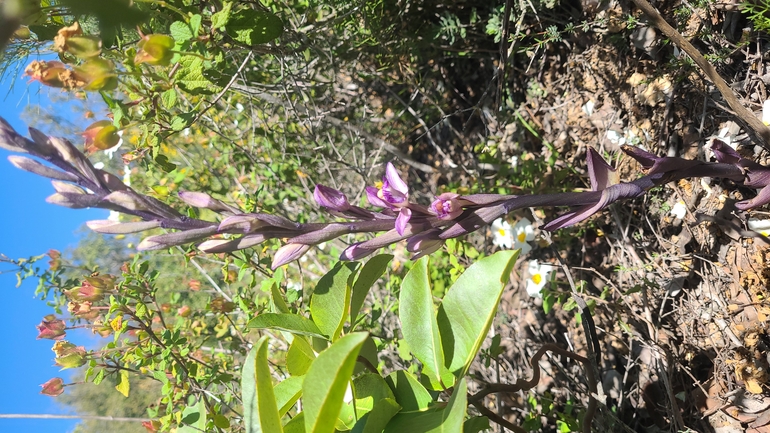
left=670, top=201, right=687, bottom=219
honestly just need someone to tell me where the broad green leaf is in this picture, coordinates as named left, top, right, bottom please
left=437, top=251, right=518, bottom=377
left=189, top=14, right=202, bottom=35
left=170, top=21, right=193, bottom=42
left=115, top=369, right=129, bottom=397
left=160, top=89, right=177, bottom=109
left=463, top=416, right=490, bottom=433
left=310, top=262, right=357, bottom=340
left=384, top=370, right=432, bottom=411
left=353, top=373, right=395, bottom=412
left=382, top=378, right=467, bottom=433
left=339, top=373, right=396, bottom=429
left=275, top=375, right=304, bottom=416
left=271, top=282, right=290, bottom=313
left=352, top=398, right=401, bottom=433
left=287, top=336, right=315, bottom=376
left=399, top=257, right=447, bottom=387
left=350, top=254, right=392, bottom=326
left=178, top=399, right=207, bottom=433
left=227, top=8, right=283, bottom=45
left=249, top=313, right=326, bottom=339
left=353, top=336, right=379, bottom=376
left=175, top=56, right=218, bottom=94
left=303, top=332, right=368, bottom=433
left=213, top=413, right=231, bottom=429
left=284, top=412, right=305, bottom=433
left=211, top=1, right=233, bottom=29
left=242, top=336, right=283, bottom=433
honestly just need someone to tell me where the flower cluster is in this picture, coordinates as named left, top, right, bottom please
left=2, top=117, right=768, bottom=271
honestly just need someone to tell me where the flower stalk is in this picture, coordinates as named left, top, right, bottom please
left=2, top=116, right=768, bottom=268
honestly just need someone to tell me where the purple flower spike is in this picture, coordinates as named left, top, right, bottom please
left=395, top=208, right=412, bottom=236
left=586, top=148, right=617, bottom=191
left=429, top=192, right=463, bottom=219
left=314, top=184, right=351, bottom=212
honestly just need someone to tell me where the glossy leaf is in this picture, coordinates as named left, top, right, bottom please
left=271, top=282, right=290, bottom=314
left=178, top=399, right=207, bottom=433
left=350, top=254, right=393, bottom=325
left=384, top=370, right=433, bottom=411
left=463, top=416, right=491, bottom=433
left=275, top=375, right=304, bottom=416
left=115, top=369, right=129, bottom=397
left=382, top=377, right=467, bottom=433
left=352, top=398, right=401, bottom=433
left=310, top=262, right=357, bottom=340
left=242, top=336, right=283, bottom=433
left=339, top=373, right=396, bottom=428
left=437, top=251, right=518, bottom=377
left=284, top=412, right=305, bottom=433
left=249, top=313, right=326, bottom=339
left=303, top=332, right=368, bottom=433
left=287, top=336, right=315, bottom=376
left=399, top=257, right=449, bottom=387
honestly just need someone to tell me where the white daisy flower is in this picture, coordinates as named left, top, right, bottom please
left=748, top=219, right=770, bottom=237
left=508, top=155, right=519, bottom=170
left=670, top=201, right=687, bottom=220
left=512, top=218, right=535, bottom=255
left=491, top=218, right=514, bottom=249
left=526, top=260, right=556, bottom=298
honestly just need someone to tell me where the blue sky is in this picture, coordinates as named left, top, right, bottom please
left=0, top=65, right=102, bottom=432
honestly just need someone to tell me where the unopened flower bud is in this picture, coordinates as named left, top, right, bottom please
left=75, top=58, right=117, bottom=91
left=52, top=340, right=87, bottom=369
left=82, top=120, right=120, bottom=153
left=54, top=22, right=101, bottom=59
left=177, top=305, right=192, bottom=317
left=272, top=243, right=311, bottom=269
left=25, top=60, right=86, bottom=89
left=40, top=378, right=65, bottom=397
left=209, top=297, right=236, bottom=313
left=135, top=34, right=175, bottom=66
left=36, top=317, right=66, bottom=340
left=314, top=184, right=351, bottom=212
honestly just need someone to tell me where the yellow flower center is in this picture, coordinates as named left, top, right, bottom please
left=375, top=181, right=383, bottom=189
left=498, top=228, right=506, bottom=236
left=532, top=274, right=542, bottom=285
left=517, top=232, right=526, bottom=243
